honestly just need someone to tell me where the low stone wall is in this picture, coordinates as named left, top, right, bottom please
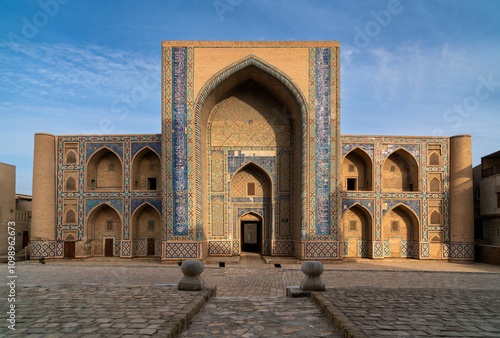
left=475, top=244, right=500, bottom=265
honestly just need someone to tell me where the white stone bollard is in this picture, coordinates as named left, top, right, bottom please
left=300, top=260, right=325, bottom=291
left=178, top=260, right=205, bottom=291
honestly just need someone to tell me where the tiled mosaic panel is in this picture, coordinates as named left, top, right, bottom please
left=209, top=95, right=291, bottom=147
left=114, top=240, right=121, bottom=256
left=208, top=241, right=232, bottom=255
left=305, top=242, right=338, bottom=258
left=232, top=240, right=240, bottom=254
left=449, top=242, right=474, bottom=259
left=164, top=242, right=198, bottom=259
left=358, top=241, right=367, bottom=257
left=373, top=241, right=383, bottom=258
left=314, top=47, right=331, bottom=237
left=172, top=47, right=188, bottom=237
left=121, top=240, right=131, bottom=257
left=421, top=242, right=430, bottom=258
left=272, top=241, right=293, bottom=255
left=30, top=241, right=64, bottom=258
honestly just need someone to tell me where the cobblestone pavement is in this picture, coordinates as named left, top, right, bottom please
left=317, top=288, right=500, bottom=337
left=1, top=259, right=500, bottom=336
left=178, top=297, right=339, bottom=337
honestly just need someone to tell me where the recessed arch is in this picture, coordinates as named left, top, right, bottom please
left=342, top=147, right=373, bottom=191
left=86, top=147, right=123, bottom=191
left=195, top=56, right=308, bottom=242
left=382, top=148, right=419, bottom=192
left=65, top=176, right=77, bottom=191
left=131, top=202, right=161, bottom=256
left=230, top=162, right=273, bottom=199
left=131, top=147, right=161, bottom=191
left=382, top=204, right=420, bottom=258
left=66, top=150, right=77, bottom=164
left=342, top=203, right=373, bottom=257
left=86, top=203, right=122, bottom=256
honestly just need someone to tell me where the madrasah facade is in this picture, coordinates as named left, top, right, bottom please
left=30, top=41, right=474, bottom=262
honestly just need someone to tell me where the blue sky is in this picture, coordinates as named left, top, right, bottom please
left=1, top=0, right=499, bottom=195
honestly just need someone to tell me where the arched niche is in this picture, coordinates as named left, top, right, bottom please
left=382, top=204, right=419, bottom=258
left=131, top=203, right=161, bottom=256
left=342, top=204, right=373, bottom=257
left=86, top=204, right=122, bottom=256
left=195, top=57, right=307, bottom=242
left=238, top=211, right=264, bottom=254
left=86, top=148, right=123, bottom=191
left=131, top=147, right=161, bottom=191
left=382, top=149, right=419, bottom=192
left=230, top=162, right=272, bottom=199
left=342, top=148, right=373, bottom=191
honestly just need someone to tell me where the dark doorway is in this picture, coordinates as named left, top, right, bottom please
left=148, top=177, right=157, bottom=190
left=22, top=231, right=29, bottom=248
left=105, top=238, right=114, bottom=256
left=347, top=178, right=357, bottom=191
left=64, top=241, right=75, bottom=258
left=147, top=238, right=156, bottom=256
left=241, top=221, right=261, bottom=253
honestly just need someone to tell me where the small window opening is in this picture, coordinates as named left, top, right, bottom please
left=347, top=178, right=357, bottom=191
left=247, top=182, right=256, bottom=196
left=148, top=177, right=157, bottom=190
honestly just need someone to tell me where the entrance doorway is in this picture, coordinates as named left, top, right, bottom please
left=64, top=242, right=75, bottom=258
left=241, top=221, right=261, bottom=253
left=147, top=238, right=156, bottom=256
left=104, top=238, right=114, bottom=256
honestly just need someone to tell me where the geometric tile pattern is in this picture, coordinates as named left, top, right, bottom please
left=272, top=241, right=293, bottom=255
left=421, top=242, right=430, bottom=258
left=164, top=243, right=198, bottom=259
left=305, top=242, right=339, bottom=258
left=208, top=241, right=232, bottom=255
left=314, top=47, right=331, bottom=237
left=358, top=241, right=367, bottom=257
left=114, top=240, right=121, bottom=256
left=449, top=242, right=474, bottom=259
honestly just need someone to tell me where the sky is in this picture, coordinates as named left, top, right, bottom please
left=0, top=0, right=499, bottom=195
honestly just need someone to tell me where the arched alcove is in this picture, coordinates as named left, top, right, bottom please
left=86, top=204, right=122, bottom=256
left=382, top=205, right=419, bottom=258
left=342, top=204, right=373, bottom=257
left=195, top=57, right=307, bottom=244
left=230, top=163, right=272, bottom=254
left=342, top=148, right=373, bottom=191
left=131, top=148, right=161, bottom=191
left=131, top=203, right=161, bottom=256
left=86, top=148, right=123, bottom=191
left=382, top=149, right=419, bottom=192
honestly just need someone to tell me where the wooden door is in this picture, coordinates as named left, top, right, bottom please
left=23, top=231, right=29, bottom=248
left=105, top=239, right=114, bottom=256
left=241, top=221, right=261, bottom=253
left=147, top=238, right=156, bottom=256
left=64, top=242, right=75, bottom=258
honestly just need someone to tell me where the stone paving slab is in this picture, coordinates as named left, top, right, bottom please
left=314, top=287, right=500, bottom=337
left=0, top=284, right=215, bottom=337
left=179, top=297, right=340, bottom=337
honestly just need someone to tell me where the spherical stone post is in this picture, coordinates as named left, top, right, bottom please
left=178, top=260, right=205, bottom=291
left=300, top=261, right=325, bottom=291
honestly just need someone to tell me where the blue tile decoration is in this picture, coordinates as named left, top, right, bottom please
left=272, top=241, right=293, bottom=255
left=130, top=198, right=162, bottom=216
left=342, top=199, right=374, bottom=217
left=172, top=47, right=188, bottom=236
left=85, top=142, right=124, bottom=161
left=382, top=199, right=420, bottom=218
left=85, top=199, right=123, bottom=216
left=131, top=142, right=162, bottom=159
left=342, top=143, right=374, bottom=159
left=305, top=242, right=338, bottom=258
left=315, top=47, right=331, bottom=236
left=383, top=143, right=420, bottom=162
left=209, top=241, right=232, bottom=255
left=164, top=242, right=198, bottom=258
